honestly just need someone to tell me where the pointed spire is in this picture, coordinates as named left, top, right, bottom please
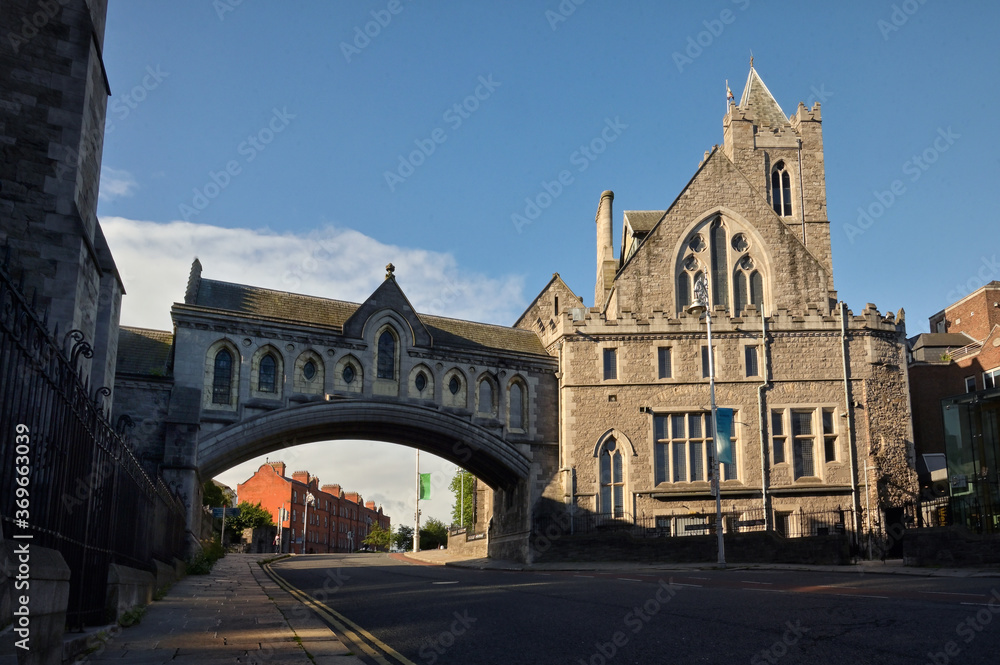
left=738, top=62, right=789, bottom=128
left=184, top=257, right=202, bottom=304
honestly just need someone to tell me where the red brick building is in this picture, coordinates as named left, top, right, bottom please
left=236, top=461, right=391, bottom=553
left=907, top=281, right=1000, bottom=531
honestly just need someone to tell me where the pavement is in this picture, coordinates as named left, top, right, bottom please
left=63, top=553, right=363, bottom=664
left=3, top=548, right=995, bottom=665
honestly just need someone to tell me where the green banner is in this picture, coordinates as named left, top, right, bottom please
left=419, top=473, right=432, bottom=500
left=715, top=407, right=734, bottom=465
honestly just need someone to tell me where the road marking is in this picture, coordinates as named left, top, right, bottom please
left=432, top=581, right=458, bottom=585
left=744, top=588, right=785, bottom=593
left=617, top=578, right=642, bottom=582
left=669, top=582, right=702, bottom=588
left=920, top=591, right=985, bottom=598
left=688, top=576, right=710, bottom=580
left=264, top=564, right=416, bottom=665
left=574, top=574, right=594, bottom=578
left=961, top=602, right=994, bottom=607
left=741, top=580, right=773, bottom=585
left=834, top=593, right=888, bottom=599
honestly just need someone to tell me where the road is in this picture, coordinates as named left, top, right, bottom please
left=268, top=553, right=999, bottom=665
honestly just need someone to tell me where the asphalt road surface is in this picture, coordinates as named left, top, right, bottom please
left=269, top=553, right=1000, bottom=665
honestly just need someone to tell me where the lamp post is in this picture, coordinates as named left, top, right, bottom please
left=303, top=491, right=315, bottom=554
left=688, top=274, right=726, bottom=568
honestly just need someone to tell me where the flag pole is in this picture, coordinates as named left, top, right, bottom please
left=414, top=449, right=420, bottom=553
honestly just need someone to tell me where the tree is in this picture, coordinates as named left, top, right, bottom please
left=419, top=517, right=449, bottom=550
left=393, top=525, right=414, bottom=552
left=202, top=480, right=229, bottom=507
left=449, top=470, right=474, bottom=528
left=363, top=524, right=391, bottom=551
left=225, top=501, right=274, bottom=534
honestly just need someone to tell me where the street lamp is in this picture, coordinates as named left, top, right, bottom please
left=687, top=274, right=726, bottom=568
left=302, top=491, right=315, bottom=555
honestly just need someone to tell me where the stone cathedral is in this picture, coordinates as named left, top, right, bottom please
left=515, top=65, right=917, bottom=537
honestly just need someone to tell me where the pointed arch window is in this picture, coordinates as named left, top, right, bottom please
left=212, top=349, right=233, bottom=404
left=710, top=220, right=729, bottom=308
left=771, top=161, right=793, bottom=217
left=477, top=378, right=495, bottom=416
left=258, top=353, right=277, bottom=393
left=509, top=381, right=524, bottom=430
left=599, top=438, right=625, bottom=518
left=377, top=329, right=396, bottom=379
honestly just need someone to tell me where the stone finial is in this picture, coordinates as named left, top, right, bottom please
left=385, top=262, right=395, bottom=280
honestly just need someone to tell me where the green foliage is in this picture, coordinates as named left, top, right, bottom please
left=419, top=517, right=449, bottom=550
left=393, top=525, right=414, bottom=551
left=449, top=470, right=474, bottom=529
left=188, top=536, right=225, bottom=575
left=362, top=523, right=392, bottom=551
left=225, top=501, right=274, bottom=533
left=118, top=606, right=146, bottom=627
left=202, top=480, right=229, bottom=508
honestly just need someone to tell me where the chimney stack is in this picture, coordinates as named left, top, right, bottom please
left=595, top=190, right=616, bottom=308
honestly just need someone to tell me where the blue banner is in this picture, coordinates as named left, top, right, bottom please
left=715, top=408, right=734, bottom=465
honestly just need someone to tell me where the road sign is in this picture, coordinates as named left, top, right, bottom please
left=212, top=507, right=240, bottom=518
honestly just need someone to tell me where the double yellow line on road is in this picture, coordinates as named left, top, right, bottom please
left=263, top=563, right=417, bottom=665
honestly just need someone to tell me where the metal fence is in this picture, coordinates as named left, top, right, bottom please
left=0, top=250, right=187, bottom=628
left=567, top=507, right=856, bottom=540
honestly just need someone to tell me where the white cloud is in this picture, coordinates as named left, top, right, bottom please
left=99, top=167, right=138, bottom=202
left=100, top=217, right=528, bottom=330
left=102, top=217, right=527, bottom=527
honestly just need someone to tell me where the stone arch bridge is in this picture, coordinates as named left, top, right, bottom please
left=113, top=261, right=560, bottom=561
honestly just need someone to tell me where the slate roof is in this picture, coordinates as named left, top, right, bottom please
left=623, top=211, right=665, bottom=233
left=189, top=279, right=549, bottom=357
left=117, top=327, right=173, bottom=377
left=909, top=332, right=976, bottom=351
left=739, top=66, right=789, bottom=128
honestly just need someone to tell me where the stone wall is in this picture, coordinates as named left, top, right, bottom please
left=903, top=527, right=1000, bottom=567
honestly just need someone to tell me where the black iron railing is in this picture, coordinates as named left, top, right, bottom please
left=0, top=249, right=186, bottom=628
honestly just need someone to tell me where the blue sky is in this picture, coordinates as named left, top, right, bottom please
left=97, top=1, right=1000, bottom=525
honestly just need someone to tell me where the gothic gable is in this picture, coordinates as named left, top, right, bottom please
left=341, top=274, right=433, bottom=347
left=609, top=149, right=835, bottom=317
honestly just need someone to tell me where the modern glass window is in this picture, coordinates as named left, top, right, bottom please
left=745, top=345, right=759, bottom=378
left=792, top=410, right=816, bottom=479
left=603, top=348, right=617, bottom=380
left=377, top=330, right=395, bottom=379
left=965, top=376, right=977, bottom=393
left=771, top=161, right=793, bottom=216
left=985, top=368, right=999, bottom=390
left=771, top=410, right=786, bottom=464
left=598, top=438, right=624, bottom=517
left=212, top=348, right=233, bottom=404
left=259, top=353, right=277, bottom=393
left=657, top=347, right=672, bottom=379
